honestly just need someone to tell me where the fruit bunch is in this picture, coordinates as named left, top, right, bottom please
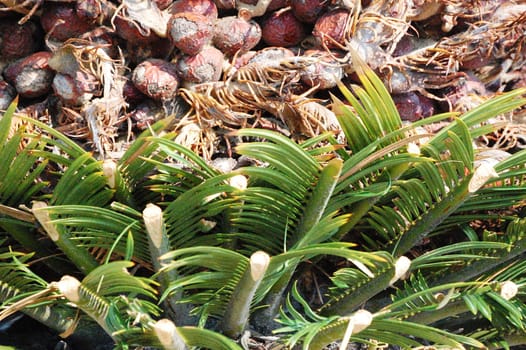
left=0, top=0, right=525, bottom=157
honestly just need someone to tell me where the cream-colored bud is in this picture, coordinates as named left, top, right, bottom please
left=407, top=142, right=420, bottom=155
left=390, top=256, right=411, bottom=285
left=500, top=281, right=518, bottom=300
left=102, top=159, right=117, bottom=189
left=250, top=251, right=270, bottom=281
left=468, top=162, right=499, bottom=193
left=229, top=174, right=248, bottom=190
left=339, top=310, right=373, bottom=350
left=154, top=319, right=187, bottom=350
left=32, top=201, right=59, bottom=241
left=351, top=309, right=373, bottom=333
left=56, top=275, right=81, bottom=304
left=143, top=203, right=164, bottom=249
left=199, top=218, right=216, bottom=232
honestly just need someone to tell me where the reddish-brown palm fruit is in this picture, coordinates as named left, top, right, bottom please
left=291, top=0, right=327, bottom=23
left=213, top=16, right=261, bottom=56
left=168, top=12, right=213, bottom=55
left=80, top=27, right=120, bottom=58
left=0, top=19, right=42, bottom=59
left=126, top=37, right=174, bottom=64
left=461, top=52, right=493, bottom=70
left=41, top=3, right=96, bottom=41
left=76, top=0, right=103, bottom=22
left=123, top=79, right=147, bottom=105
left=247, top=46, right=294, bottom=67
left=232, top=50, right=258, bottom=69
left=176, top=46, right=224, bottom=83
left=171, top=0, right=218, bottom=19
left=0, top=80, right=16, bottom=111
left=392, top=92, right=435, bottom=121
left=268, top=0, right=291, bottom=11
left=300, top=50, right=343, bottom=89
left=261, top=8, right=306, bottom=47
left=113, top=16, right=158, bottom=45
left=128, top=100, right=165, bottom=130
left=132, top=59, right=180, bottom=101
left=52, top=70, right=100, bottom=106
left=4, top=52, right=54, bottom=99
left=154, top=0, right=174, bottom=10
left=212, top=0, right=235, bottom=10
left=313, top=8, right=350, bottom=49
left=115, top=16, right=174, bottom=62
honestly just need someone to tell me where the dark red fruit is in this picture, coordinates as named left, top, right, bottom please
left=392, top=92, right=435, bottom=121
left=154, top=0, right=174, bottom=10
left=80, top=27, right=120, bottom=58
left=41, top=3, right=95, bottom=41
left=4, top=52, right=54, bottom=99
left=76, top=0, right=103, bottom=21
left=171, top=0, right=218, bottom=19
left=168, top=12, right=213, bottom=55
left=212, top=0, right=235, bottom=10
left=132, top=59, right=180, bottom=101
left=291, top=0, right=327, bottom=23
left=313, top=8, right=350, bottom=49
left=52, top=70, right=100, bottom=106
left=261, top=9, right=306, bottom=47
left=126, top=37, right=174, bottom=64
left=113, top=16, right=158, bottom=45
left=129, top=100, right=165, bottom=130
left=300, top=50, right=343, bottom=89
left=176, top=46, right=224, bottom=83
left=0, top=80, right=16, bottom=110
left=0, top=19, right=41, bottom=59
left=123, top=79, right=147, bottom=105
left=268, top=0, right=290, bottom=11
left=213, top=16, right=261, bottom=56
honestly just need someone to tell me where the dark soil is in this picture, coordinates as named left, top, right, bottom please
left=0, top=314, right=113, bottom=350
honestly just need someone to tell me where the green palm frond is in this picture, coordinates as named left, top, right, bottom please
left=334, top=50, right=404, bottom=153
left=276, top=283, right=486, bottom=350
left=154, top=128, right=345, bottom=254
left=121, top=134, right=220, bottom=207
left=160, top=246, right=248, bottom=323
left=162, top=172, right=242, bottom=249
left=359, top=119, right=475, bottom=254
left=0, top=251, right=76, bottom=333
left=432, top=217, right=526, bottom=287
left=411, top=241, right=511, bottom=270
left=114, top=119, right=177, bottom=206
left=233, top=129, right=342, bottom=251
left=383, top=264, right=526, bottom=334
left=0, top=102, right=49, bottom=206
left=81, top=261, right=157, bottom=299
left=318, top=251, right=400, bottom=316
left=331, top=59, right=526, bottom=257
left=160, top=244, right=383, bottom=331
left=429, top=88, right=526, bottom=147
left=0, top=251, right=47, bottom=306
left=48, top=152, right=113, bottom=207
left=51, top=261, right=158, bottom=342
left=35, top=204, right=150, bottom=265
left=0, top=103, right=53, bottom=256
left=0, top=103, right=116, bottom=272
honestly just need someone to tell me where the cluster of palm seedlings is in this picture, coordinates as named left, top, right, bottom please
left=0, top=0, right=525, bottom=159
left=0, top=56, right=525, bottom=349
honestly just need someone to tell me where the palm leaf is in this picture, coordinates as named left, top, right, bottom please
left=0, top=251, right=76, bottom=333
left=53, top=261, right=158, bottom=341
left=39, top=204, right=151, bottom=265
